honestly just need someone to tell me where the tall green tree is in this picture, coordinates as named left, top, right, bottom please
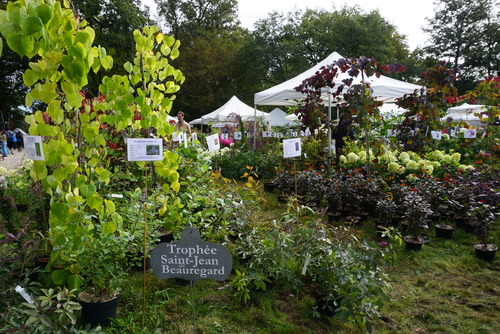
left=70, top=0, right=153, bottom=95
left=240, top=6, right=413, bottom=92
left=423, top=0, right=498, bottom=92
left=155, top=0, right=245, bottom=120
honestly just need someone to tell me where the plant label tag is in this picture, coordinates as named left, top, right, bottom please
left=151, top=227, right=232, bottom=282
left=431, top=131, right=442, bottom=140
left=126, top=138, right=163, bottom=161
left=301, top=255, right=311, bottom=275
left=464, top=129, right=476, bottom=138
left=283, top=138, right=301, bottom=158
left=24, top=135, right=45, bottom=161
left=15, top=285, right=34, bottom=304
left=234, top=132, right=242, bottom=140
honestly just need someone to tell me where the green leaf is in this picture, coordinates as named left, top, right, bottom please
left=35, top=3, right=52, bottom=24
left=0, top=38, right=2, bottom=58
left=87, top=194, right=103, bottom=210
left=20, top=16, right=43, bottom=36
left=67, top=274, right=83, bottom=289
left=101, top=55, right=113, bottom=70
left=51, top=269, right=69, bottom=285
left=102, top=221, right=117, bottom=235
left=124, top=61, right=133, bottom=73
left=5, top=32, right=33, bottom=57
left=80, top=184, right=96, bottom=198
left=22, top=68, right=40, bottom=86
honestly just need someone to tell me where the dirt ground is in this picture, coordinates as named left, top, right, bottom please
left=0, top=148, right=27, bottom=170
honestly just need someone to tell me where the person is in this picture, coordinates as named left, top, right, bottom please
left=335, top=113, right=353, bottom=160
left=0, top=130, right=8, bottom=158
left=219, top=123, right=234, bottom=146
left=15, top=131, right=23, bottom=151
left=6, top=130, right=16, bottom=153
left=174, top=111, right=191, bottom=135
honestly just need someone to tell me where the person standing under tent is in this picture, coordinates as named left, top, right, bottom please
left=174, top=111, right=191, bottom=136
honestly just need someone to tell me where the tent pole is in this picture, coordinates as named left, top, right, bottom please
left=327, top=93, right=332, bottom=171
left=253, top=105, right=257, bottom=151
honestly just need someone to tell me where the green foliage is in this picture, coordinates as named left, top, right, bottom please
left=232, top=205, right=394, bottom=331
left=0, top=0, right=184, bottom=297
left=211, top=148, right=282, bottom=181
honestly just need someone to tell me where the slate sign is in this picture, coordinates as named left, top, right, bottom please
left=150, top=227, right=232, bottom=282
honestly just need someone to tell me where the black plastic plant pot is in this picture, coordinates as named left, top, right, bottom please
left=80, top=295, right=120, bottom=328
left=435, top=224, right=454, bottom=239
left=474, top=244, right=497, bottom=262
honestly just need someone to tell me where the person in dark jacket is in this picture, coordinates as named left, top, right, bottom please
left=335, top=113, right=353, bottom=160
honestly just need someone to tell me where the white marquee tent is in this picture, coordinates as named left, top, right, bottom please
left=441, top=103, right=486, bottom=125
left=268, top=108, right=299, bottom=127
left=254, top=52, right=422, bottom=107
left=201, top=96, right=269, bottom=124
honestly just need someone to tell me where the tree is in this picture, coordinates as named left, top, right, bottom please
left=155, top=0, right=239, bottom=40
left=155, top=0, right=245, bottom=120
left=70, top=0, right=153, bottom=95
left=241, top=6, right=413, bottom=93
left=423, top=0, right=498, bottom=92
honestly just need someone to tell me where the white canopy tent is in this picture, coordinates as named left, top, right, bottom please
left=254, top=52, right=422, bottom=107
left=253, top=51, right=423, bottom=158
left=268, top=108, right=299, bottom=127
left=201, top=95, right=269, bottom=124
left=442, top=103, right=486, bottom=126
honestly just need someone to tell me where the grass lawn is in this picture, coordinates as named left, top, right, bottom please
left=105, top=190, right=499, bottom=334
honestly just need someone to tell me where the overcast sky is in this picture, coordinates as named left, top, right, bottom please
left=144, top=0, right=436, bottom=50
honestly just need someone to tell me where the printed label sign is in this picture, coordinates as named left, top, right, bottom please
left=431, top=131, right=442, bottom=140
left=24, top=135, right=45, bottom=161
left=283, top=138, right=301, bottom=158
left=127, top=138, right=163, bottom=161
left=463, top=129, right=477, bottom=138
left=151, top=227, right=232, bottom=282
left=206, top=134, right=220, bottom=152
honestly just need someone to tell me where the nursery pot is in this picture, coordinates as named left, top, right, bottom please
left=473, top=244, right=497, bottom=262
left=80, top=295, right=120, bottom=328
left=404, top=235, right=424, bottom=251
left=464, top=221, right=479, bottom=233
left=263, top=182, right=275, bottom=192
left=435, top=224, right=454, bottom=239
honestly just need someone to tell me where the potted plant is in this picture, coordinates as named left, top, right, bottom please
left=402, top=191, right=433, bottom=250
left=51, top=218, right=129, bottom=327
left=472, top=203, right=497, bottom=262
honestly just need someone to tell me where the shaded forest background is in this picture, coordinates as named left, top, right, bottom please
left=0, top=0, right=498, bottom=128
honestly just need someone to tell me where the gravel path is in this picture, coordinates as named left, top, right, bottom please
left=0, top=149, right=28, bottom=170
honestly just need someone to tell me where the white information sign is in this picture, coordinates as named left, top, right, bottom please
left=431, top=131, right=442, bottom=140
left=464, top=129, right=477, bottom=139
left=221, top=133, right=229, bottom=140
left=126, top=138, right=164, bottom=161
left=191, top=132, right=198, bottom=141
left=234, top=132, right=242, bottom=140
left=283, top=138, right=302, bottom=159
left=262, top=131, right=270, bottom=138
left=206, top=134, right=220, bottom=152
left=24, top=135, right=45, bottom=161
left=172, top=131, right=185, bottom=142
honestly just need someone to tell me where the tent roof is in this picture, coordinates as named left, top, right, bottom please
left=268, top=108, right=299, bottom=126
left=254, top=52, right=422, bottom=106
left=447, top=103, right=486, bottom=113
left=201, top=96, right=268, bottom=123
